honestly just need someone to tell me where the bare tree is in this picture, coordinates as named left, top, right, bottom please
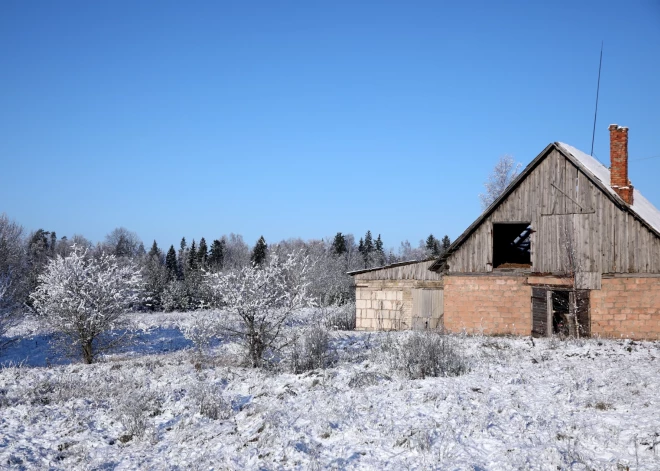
left=0, top=275, right=20, bottom=351
left=104, top=227, right=142, bottom=258
left=221, top=233, right=251, bottom=270
left=561, top=218, right=584, bottom=338
left=30, top=246, right=143, bottom=364
left=397, top=239, right=428, bottom=261
left=479, top=155, right=522, bottom=210
left=0, top=214, right=26, bottom=346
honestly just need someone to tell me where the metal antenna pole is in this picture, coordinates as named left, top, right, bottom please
left=591, top=41, right=603, bottom=156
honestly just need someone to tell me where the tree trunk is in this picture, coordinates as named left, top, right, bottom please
left=82, top=340, right=94, bottom=364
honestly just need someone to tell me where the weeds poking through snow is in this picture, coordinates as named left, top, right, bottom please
left=289, top=325, right=335, bottom=374
left=115, top=389, right=162, bottom=441
left=322, top=302, right=356, bottom=331
left=189, top=378, right=231, bottom=420
left=385, top=331, right=470, bottom=379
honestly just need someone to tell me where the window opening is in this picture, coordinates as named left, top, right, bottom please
left=492, top=223, right=532, bottom=268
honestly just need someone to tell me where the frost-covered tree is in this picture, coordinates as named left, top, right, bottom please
left=56, top=234, right=93, bottom=258
left=30, top=247, right=143, bottom=364
left=0, top=213, right=27, bottom=297
left=222, top=234, right=250, bottom=270
left=302, top=239, right=356, bottom=305
left=398, top=239, right=428, bottom=261
left=0, top=275, right=20, bottom=351
left=202, top=251, right=313, bottom=367
left=479, top=154, right=522, bottom=210
left=105, top=227, right=142, bottom=258
left=142, top=241, right=167, bottom=310
left=251, top=236, right=268, bottom=267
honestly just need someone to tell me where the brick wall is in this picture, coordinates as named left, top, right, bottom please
left=444, top=275, right=531, bottom=335
left=591, top=277, right=660, bottom=339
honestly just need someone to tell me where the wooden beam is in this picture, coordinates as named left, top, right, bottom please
left=546, top=290, right=553, bottom=337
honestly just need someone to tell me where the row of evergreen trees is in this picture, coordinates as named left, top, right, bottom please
left=332, top=230, right=451, bottom=269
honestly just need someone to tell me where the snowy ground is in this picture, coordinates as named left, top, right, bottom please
left=1, top=311, right=660, bottom=470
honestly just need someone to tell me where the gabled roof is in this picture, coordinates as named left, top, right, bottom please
left=429, top=142, right=660, bottom=272
left=557, top=142, right=660, bottom=234
left=347, top=259, right=429, bottom=276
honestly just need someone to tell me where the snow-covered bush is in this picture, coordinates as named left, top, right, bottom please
left=181, top=311, right=218, bottom=358
left=30, top=246, right=143, bottom=364
left=201, top=251, right=313, bottom=368
left=189, top=379, right=231, bottom=420
left=161, top=280, right=191, bottom=312
left=388, top=331, right=470, bottom=379
left=115, top=389, right=161, bottom=442
left=290, top=325, right=335, bottom=373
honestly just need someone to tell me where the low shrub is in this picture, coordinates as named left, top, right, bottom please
left=189, top=380, right=231, bottom=420
left=290, top=325, right=335, bottom=374
left=323, top=302, right=356, bottom=331
left=390, top=331, right=470, bottom=379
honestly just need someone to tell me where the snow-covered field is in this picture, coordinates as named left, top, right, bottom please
left=1, top=311, right=660, bottom=470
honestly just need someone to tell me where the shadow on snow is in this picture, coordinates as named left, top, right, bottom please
left=0, top=327, right=194, bottom=368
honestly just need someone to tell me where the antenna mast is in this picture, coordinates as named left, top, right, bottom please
left=590, top=41, right=603, bottom=156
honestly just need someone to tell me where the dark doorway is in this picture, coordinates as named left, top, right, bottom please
left=530, top=288, right=591, bottom=338
left=552, top=291, right=570, bottom=336
left=493, top=223, right=532, bottom=268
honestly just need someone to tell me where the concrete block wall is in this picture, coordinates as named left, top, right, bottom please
left=443, top=275, right=531, bottom=335
left=591, top=277, right=660, bottom=339
left=355, top=285, right=409, bottom=330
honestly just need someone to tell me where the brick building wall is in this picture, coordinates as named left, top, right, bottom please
left=443, top=275, right=531, bottom=335
left=590, top=277, right=660, bottom=339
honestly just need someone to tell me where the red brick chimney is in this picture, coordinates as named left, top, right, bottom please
left=609, top=124, right=634, bottom=205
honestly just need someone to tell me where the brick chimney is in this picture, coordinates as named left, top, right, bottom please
left=609, top=124, right=634, bottom=205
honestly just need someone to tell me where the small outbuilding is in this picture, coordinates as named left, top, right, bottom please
left=349, top=260, right=444, bottom=331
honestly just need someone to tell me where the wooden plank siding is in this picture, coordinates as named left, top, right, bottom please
left=354, top=260, right=444, bottom=282
left=447, top=149, right=660, bottom=274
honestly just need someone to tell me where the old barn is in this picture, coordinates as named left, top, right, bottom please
left=351, top=125, right=660, bottom=339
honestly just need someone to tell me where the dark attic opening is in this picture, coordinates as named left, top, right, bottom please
left=492, top=223, right=532, bottom=268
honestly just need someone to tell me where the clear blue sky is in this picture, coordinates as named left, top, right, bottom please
left=1, top=1, right=659, bottom=251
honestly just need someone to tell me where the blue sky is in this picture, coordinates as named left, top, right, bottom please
left=1, top=1, right=659, bottom=251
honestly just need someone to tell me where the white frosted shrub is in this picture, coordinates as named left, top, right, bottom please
left=201, top=251, right=313, bottom=368
left=30, top=246, right=143, bottom=364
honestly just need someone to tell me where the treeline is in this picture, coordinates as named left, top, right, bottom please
left=0, top=213, right=450, bottom=316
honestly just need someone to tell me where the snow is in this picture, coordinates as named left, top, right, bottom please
left=2, top=311, right=660, bottom=470
left=558, top=142, right=660, bottom=234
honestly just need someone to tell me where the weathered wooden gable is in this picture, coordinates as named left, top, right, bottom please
left=445, top=146, right=660, bottom=275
